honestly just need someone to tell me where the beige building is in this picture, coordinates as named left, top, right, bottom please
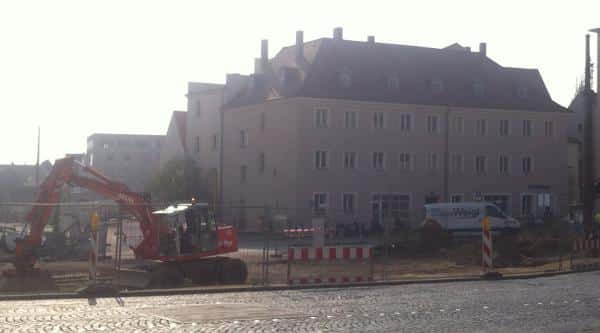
left=160, top=111, right=187, bottom=167
left=188, top=29, right=570, bottom=231
left=86, top=133, right=164, bottom=192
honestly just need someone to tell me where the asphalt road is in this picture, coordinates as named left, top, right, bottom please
left=1, top=271, right=600, bottom=332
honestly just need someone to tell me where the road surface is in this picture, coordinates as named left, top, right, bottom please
left=1, top=271, right=600, bottom=332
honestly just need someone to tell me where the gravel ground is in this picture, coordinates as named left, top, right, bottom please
left=1, top=271, right=600, bottom=332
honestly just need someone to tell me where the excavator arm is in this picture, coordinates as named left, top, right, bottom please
left=14, top=156, right=165, bottom=274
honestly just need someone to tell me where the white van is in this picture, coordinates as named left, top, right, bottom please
left=421, top=202, right=520, bottom=236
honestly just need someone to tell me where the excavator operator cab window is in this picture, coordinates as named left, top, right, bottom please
left=180, top=204, right=217, bottom=254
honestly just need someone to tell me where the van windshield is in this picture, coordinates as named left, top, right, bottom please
left=485, top=205, right=506, bottom=218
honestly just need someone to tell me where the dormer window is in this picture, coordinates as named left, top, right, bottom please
left=387, top=76, right=399, bottom=89
left=472, top=81, right=485, bottom=97
left=517, top=85, right=528, bottom=99
left=338, top=67, right=352, bottom=88
left=430, top=78, right=444, bottom=94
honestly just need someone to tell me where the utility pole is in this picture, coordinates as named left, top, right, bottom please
left=443, top=107, right=450, bottom=202
left=583, top=34, right=594, bottom=236
left=35, top=126, right=40, bottom=187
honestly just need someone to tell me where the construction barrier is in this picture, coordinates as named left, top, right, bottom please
left=481, top=216, right=493, bottom=270
left=283, top=228, right=315, bottom=239
left=287, top=245, right=374, bottom=285
left=571, top=238, right=600, bottom=271
left=572, top=238, right=600, bottom=251
left=288, top=245, right=372, bottom=260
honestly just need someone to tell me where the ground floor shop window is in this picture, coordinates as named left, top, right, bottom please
left=371, top=194, right=410, bottom=229
left=521, top=194, right=533, bottom=217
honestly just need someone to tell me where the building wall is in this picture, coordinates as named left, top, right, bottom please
left=223, top=97, right=569, bottom=230
left=159, top=115, right=186, bottom=168
left=186, top=87, right=223, bottom=180
left=86, top=134, right=163, bottom=192
left=221, top=99, right=300, bottom=230
left=568, top=141, right=582, bottom=206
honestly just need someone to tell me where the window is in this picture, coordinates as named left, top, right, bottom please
left=211, top=134, right=218, bottom=151
left=399, top=114, right=412, bottom=133
left=475, top=155, right=487, bottom=174
left=315, top=151, right=328, bottom=169
left=498, top=155, right=510, bottom=175
left=314, top=108, right=329, bottom=128
left=258, top=153, right=265, bottom=174
left=521, top=194, right=533, bottom=217
left=451, top=194, right=463, bottom=203
left=240, top=165, right=247, bottom=183
left=517, top=85, right=528, bottom=98
left=399, top=153, right=412, bottom=171
left=522, top=156, right=533, bottom=175
left=388, top=76, right=399, bottom=89
left=522, top=120, right=532, bottom=137
left=472, top=81, right=485, bottom=97
left=260, top=112, right=266, bottom=131
left=373, top=112, right=385, bottom=129
left=372, top=152, right=385, bottom=169
left=103, top=143, right=110, bottom=150
left=344, top=152, right=357, bottom=169
left=430, top=78, right=444, bottom=94
left=427, top=153, right=438, bottom=170
left=338, top=70, right=352, bottom=87
left=452, top=116, right=464, bottom=135
left=106, top=152, right=114, bottom=161
left=499, top=119, right=509, bottom=137
left=342, top=193, right=356, bottom=214
left=196, top=101, right=201, bottom=117
left=578, top=123, right=583, bottom=134
left=544, top=120, right=554, bottom=137
left=476, top=119, right=487, bottom=136
left=239, top=130, right=247, bottom=147
left=313, top=193, right=328, bottom=215
left=344, top=111, right=358, bottom=129
left=427, top=115, right=439, bottom=134
left=451, top=153, right=463, bottom=173
left=194, top=136, right=200, bottom=153
left=123, top=153, right=131, bottom=161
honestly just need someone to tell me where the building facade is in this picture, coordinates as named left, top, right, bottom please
left=188, top=29, right=570, bottom=231
left=85, top=133, right=164, bottom=192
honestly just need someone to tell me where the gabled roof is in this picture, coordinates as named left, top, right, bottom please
left=226, top=37, right=566, bottom=113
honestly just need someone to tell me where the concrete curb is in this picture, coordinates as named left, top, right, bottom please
left=0, top=268, right=594, bottom=301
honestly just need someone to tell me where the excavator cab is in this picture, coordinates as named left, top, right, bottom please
left=153, top=203, right=219, bottom=257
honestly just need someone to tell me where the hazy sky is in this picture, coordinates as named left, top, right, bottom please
left=0, top=0, right=598, bottom=164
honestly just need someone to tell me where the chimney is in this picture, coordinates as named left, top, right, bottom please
left=367, top=35, right=375, bottom=43
left=296, top=30, right=304, bottom=60
left=479, top=42, right=487, bottom=57
left=333, top=27, right=343, bottom=40
left=254, top=58, right=262, bottom=74
left=261, top=39, right=269, bottom=69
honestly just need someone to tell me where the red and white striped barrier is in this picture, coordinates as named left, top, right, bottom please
left=482, top=217, right=493, bottom=270
left=283, top=228, right=315, bottom=238
left=288, top=276, right=374, bottom=285
left=573, top=239, right=600, bottom=251
left=288, top=246, right=373, bottom=261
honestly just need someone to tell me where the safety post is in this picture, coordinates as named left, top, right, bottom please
left=481, top=216, right=501, bottom=279
left=89, top=212, right=100, bottom=284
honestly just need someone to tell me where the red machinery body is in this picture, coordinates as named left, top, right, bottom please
left=14, top=156, right=238, bottom=273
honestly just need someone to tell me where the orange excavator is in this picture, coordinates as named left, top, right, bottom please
left=11, top=156, right=247, bottom=288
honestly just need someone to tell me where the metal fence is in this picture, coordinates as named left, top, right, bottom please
left=0, top=201, right=599, bottom=294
